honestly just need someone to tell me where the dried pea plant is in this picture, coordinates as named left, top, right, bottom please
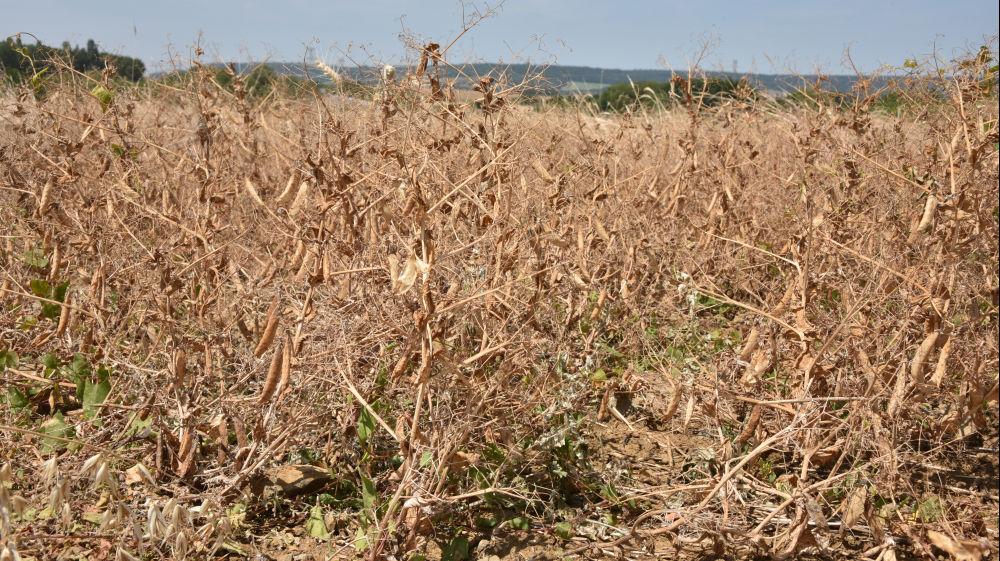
left=1, top=39, right=998, bottom=561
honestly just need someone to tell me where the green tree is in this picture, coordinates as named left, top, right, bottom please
left=0, top=37, right=146, bottom=83
left=596, top=76, right=752, bottom=112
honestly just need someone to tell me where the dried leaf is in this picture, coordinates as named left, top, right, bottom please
left=395, top=254, right=419, bottom=294
left=927, top=530, right=988, bottom=561
left=842, top=486, right=867, bottom=530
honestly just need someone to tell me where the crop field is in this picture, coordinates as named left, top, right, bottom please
left=1, top=45, right=998, bottom=561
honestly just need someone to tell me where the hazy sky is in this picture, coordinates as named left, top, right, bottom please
left=5, top=1, right=998, bottom=72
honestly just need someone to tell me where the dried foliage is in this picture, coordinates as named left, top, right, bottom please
left=1, top=42, right=998, bottom=561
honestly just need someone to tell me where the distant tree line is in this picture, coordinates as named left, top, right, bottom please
left=1, top=36, right=145, bottom=82
left=595, top=76, right=756, bottom=111
left=157, top=63, right=339, bottom=99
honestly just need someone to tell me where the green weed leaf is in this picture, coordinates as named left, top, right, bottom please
left=357, top=408, right=375, bottom=445
left=305, top=504, right=329, bottom=539
left=40, top=412, right=75, bottom=454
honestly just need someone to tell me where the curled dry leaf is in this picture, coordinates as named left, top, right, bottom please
left=839, top=487, right=866, bottom=532
left=926, top=530, right=989, bottom=561
left=394, top=254, right=428, bottom=294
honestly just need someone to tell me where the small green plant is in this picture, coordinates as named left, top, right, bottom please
left=91, top=84, right=114, bottom=111
left=28, top=279, right=69, bottom=320
left=916, top=495, right=944, bottom=523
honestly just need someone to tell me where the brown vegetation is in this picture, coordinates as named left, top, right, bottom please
left=1, top=43, right=998, bottom=561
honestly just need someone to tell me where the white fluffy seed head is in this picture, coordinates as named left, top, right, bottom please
left=382, top=64, right=396, bottom=83
left=41, top=457, right=58, bottom=483
left=93, top=462, right=110, bottom=488
left=60, top=502, right=72, bottom=529
left=10, top=495, right=27, bottom=516
left=82, top=453, right=102, bottom=474
left=314, top=59, right=342, bottom=84
left=99, top=507, right=115, bottom=531
left=1, top=544, right=22, bottom=561
left=132, top=462, right=154, bottom=486
left=146, top=500, right=163, bottom=539
left=48, top=478, right=67, bottom=512
left=174, top=531, right=189, bottom=559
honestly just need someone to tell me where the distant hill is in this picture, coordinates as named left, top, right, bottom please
left=194, top=62, right=891, bottom=95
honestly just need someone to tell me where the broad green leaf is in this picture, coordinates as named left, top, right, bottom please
left=28, top=278, right=67, bottom=319
left=125, top=412, right=153, bottom=437
left=53, top=281, right=69, bottom=302
left=509, top=516, right=530, bottom=530
left=441, top=536, right=470, bottom=561
left=29, top=278, right=51, bottom=298
left=21, top=249, right=49, bottom=269
left=41, top=352, right=61, bottom=375
left=361, top=475, right=377, bottom=511
left=357, top=408, right=374, bottom=445
left=82, top=374, right=111, bottom=419
left=67, top=354, right=91, bottom=400
left=7, top=387, right=29, bottom=410
left=40, top=412, right=75, bottom=454
left=83, top=510, right=103, bottom=524
left=91, top=85, right=114, bottom=111
left=419, top=451, right=433, bottom=468
left=0, top=349, right=18, bottom=370
left=305, top=505, right=329, bottom=539
left=554, top=521, right=573, bottom=540
left=353, top=527, right=369, bottom=552
left=41, top=302, right=61, bottom=320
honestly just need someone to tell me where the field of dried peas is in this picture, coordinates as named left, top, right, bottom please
left=1, top=47, right=998, bottom=561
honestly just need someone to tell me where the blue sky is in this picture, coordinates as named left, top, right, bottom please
left=5, top=1, right=998, bottom=72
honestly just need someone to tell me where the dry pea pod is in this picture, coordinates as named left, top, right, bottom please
left=589, top=289, right=607, bottom=320
left=930, top=333, right=952, bottom=387
left=916, top=194, right=938, bottom=233
left=55, top=292, right=72, bottom=337
left=258, top=340, right=284, bottom=405
left=37, top=177, right=54, bottom=216
left=734, top=404, right=762, bottom=445
left=738, top=327, right=760, bottom=362
left=288, top=239, right=306, bottom=270
left=49, top=244, right=62, bottom=279
left=274, top=170, right=302, bottom=206
left=173, top=349, right=188, bottom=389
left=909, top=331, right=940, bottom=385
left=289, top=181, right=311, bottom=214
left=253, top=298, right=281, bottom=357
left=663, top=378, right=682, bottom=425
left=243, top=177, right=265, bottom=206
left=276, top=335, right=293, bottom=397
left=531, top=159, right=555, bottom=183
